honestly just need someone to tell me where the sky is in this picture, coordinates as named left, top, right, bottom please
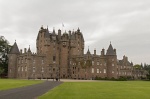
left=0, top=0, right=150, bottom=64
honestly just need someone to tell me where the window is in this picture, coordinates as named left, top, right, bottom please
left=33, top=60, right=35, bottom=64
left=42, top=60, right=44, bottom=64
left=25, top=66, right=27, bottom=71
left=53, top=42, right=56, bottom=46
left=112, top=64, right=114, bottom=66
left=18, top=67, right=20, bottom=71
left=84, top=61, right=86, bottom=65
left=53, top=56, right=56, bottom=63
left=78, top=62, right=80, bottom=65
left=104, top=69, right=106, bottom=73
left=112, top=59, right=114, bottom=61
left=70, top=61, right=72, bottom=65
left=22, top=67, right=23, bottom=71
left=92, top=61, right=94, bottom=66
left=97, top=69, right=99, bottom=73
left=25, top=59, right=27, bottom=63
left=112, top=71, right=114, bottom=73
left=33, top=67, right=35, bottom=72
left=97, top=62, right=99, bottom=65
left=104, top=63, right=106, bottom=66
left=92, top=68, right=94, bottom=73
left=41, top=67, right=44, bottom=72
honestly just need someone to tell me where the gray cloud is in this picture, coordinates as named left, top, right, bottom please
left=0, top=0, right=150, bottom=64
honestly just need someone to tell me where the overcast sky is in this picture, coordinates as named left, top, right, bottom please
left=0, top=0, right=150, bottom=64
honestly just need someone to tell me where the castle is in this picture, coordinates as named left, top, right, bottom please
left=8, top=26, right=146, bottom=79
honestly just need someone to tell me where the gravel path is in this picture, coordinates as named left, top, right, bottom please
left=0, top=81, right=62, bottom=99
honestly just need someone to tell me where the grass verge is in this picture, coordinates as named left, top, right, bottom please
left=0, top=79, right=43, bottom=90
left=39, top=81, right=150, bottom=99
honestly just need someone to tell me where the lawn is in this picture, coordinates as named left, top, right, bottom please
left=0, top=79, right=43, bottom=90
left=39, top=81, right=150, bottom=99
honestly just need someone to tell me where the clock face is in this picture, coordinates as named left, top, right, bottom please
left=63, top=42, right=67, bottom=47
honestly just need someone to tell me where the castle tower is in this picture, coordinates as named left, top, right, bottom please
left=8, top=41, right=20, bottom=78
left=69, top=28, right=84, bottom=56
left=36, top=26, right=50, bottom=54
left=106, top=42, right=118, bottom=79
left=59, top=32, right=69, bottom=78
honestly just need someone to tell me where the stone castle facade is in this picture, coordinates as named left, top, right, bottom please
left=8, top=26, right=146, bottom=79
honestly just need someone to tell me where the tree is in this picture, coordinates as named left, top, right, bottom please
left=0, top=36, right=11, bottom=77
left=146, top=70, right=150, bottom=80
left=134, top=64, right=142, bottom=69
left=141, top=63, right=143, bottom=68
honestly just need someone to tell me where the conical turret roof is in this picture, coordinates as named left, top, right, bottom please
left=86, top=46, right=91, bottom=54
left=27, top=45, right=31, bottom=52
left=106, top=43, right=115, bottom=55
left=9, top=41, right=20, bottom=54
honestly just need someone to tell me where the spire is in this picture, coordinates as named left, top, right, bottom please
left=28, top=45, right=31, bottom=52
left=106, top=42, right=116, bottom=55
left=45, top=26, right=50, bottom=38
left=87, top=46, right=91, bottom=54
left=63, top=30, right=67, bottom=34
left=9, top=41, right=20, bottom=54
left=131, top=61, right=133, bottom=65
left=77, top=27, right=80, bottom=32
left=53, top=27, right=55, bottom=34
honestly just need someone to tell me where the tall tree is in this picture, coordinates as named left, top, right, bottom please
left=141, top=63, right=143, bottom=68
left=0, top=36, right=11, bottom=77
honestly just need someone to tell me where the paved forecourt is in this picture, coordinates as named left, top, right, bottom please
left=0, top=80, right=62, bottom=99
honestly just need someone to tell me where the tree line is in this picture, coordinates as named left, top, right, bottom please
left=0, top=36, right=11, bottom=77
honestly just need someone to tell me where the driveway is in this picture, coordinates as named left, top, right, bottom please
left=0, top=81, right=62, bottom=99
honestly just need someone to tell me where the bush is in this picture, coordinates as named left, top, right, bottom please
left=111, top=77, right=116, bottom=81
left=117, top=76, right=127, bottom=81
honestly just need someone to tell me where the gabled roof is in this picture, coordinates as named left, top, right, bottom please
left=9, top=42, right=20, bottom=54
left=106, top=43, right=115, bottom=55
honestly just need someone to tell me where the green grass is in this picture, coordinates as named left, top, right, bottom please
left=39, top=81, right=150, bottom=99
left=0, top=79, right=43, bottom=90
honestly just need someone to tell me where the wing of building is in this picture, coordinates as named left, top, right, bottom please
left=8, top=26, right=147, bottom=79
